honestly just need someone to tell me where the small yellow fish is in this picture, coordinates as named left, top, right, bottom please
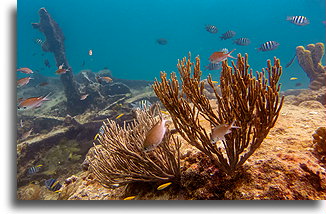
left=36, top=164, right=43, bottom=167
left=123, top=196, right=136, bottom=200
left=211, top=81, right=218, bottom=84
left=160, top=110, right=169, bottom=115
left=265, top=136, right=272, bottom=139
left=116, top=113, right=124, bottom=119
left=94, top=133, right=99, bottom=140
left=290, top=77, right=298, bottom=80
left=157, top=182, right=172, bottom=191
left=54, top=190, right=62, bottom=193
left=287, top=126, right=294, bottom=128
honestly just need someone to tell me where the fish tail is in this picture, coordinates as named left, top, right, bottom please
left=42, top=92, right=52, bottom=101
left=227, top=49, right=236, bottom=55
left=227, top=49, right=237, bottom=59
left=285, top=54, right=297, bottom=68
left=286, top=16, right=292, bottom=21
left=230, top=121, right=241, bottom=129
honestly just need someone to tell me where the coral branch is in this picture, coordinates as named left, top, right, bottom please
left=153, top=53, right=284, bottom=176
left=88, top=106, right=181, bottom=187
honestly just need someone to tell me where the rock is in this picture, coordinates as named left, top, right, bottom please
left=298, top=100, right=325, bottom=109
left=99, top=82, right=131, bottom=96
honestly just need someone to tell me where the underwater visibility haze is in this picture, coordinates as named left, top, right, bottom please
left=17, top=0, right=326, bottom=200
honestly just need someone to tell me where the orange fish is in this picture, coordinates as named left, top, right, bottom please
left=17, top=67, right=33, bottom=74
left=143, top=119, right=167, bottom=151
left=210, top=121, right=240, bottom=144
left=55, top=64, right=69, bottom=74
left=17, top=93, right=51, bottom=110
left=97, top=76, right=112, bottom=83
left=17, top=77, right=33, bottom=87
left=80, top=94, right=89, bottom=100
left=209, top=49, right=236, bottom=64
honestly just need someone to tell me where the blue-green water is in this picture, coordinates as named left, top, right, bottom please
left=18, top=0, right=325, bottom=90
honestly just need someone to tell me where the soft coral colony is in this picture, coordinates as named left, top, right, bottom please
left=88, top=52, right=284, bottom=196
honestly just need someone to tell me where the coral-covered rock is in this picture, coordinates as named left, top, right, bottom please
left=312, top=127, right=326, bottom=154
left=282, top=87, right=326, bottom=106
left=296, top=43, right=326, bottom=90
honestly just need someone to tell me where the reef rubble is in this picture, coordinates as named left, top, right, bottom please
left=17, top=90, right=326, bottom=200
left=31, top=98, right=326, bottom=200
left=16, top=50, right=326, bottom=200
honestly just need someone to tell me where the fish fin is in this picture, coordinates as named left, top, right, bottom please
left=225, top=130, right=232, bottom=134
left=285, top=54, right=296, bottom=68
left=42, top=92, right=52, bottom=101
left=231, top=126, right=241, bottom=129
left=227, top=49, right=236, bottom=59
left=227, top=49, right=236, bottom=55
left=34, top=103, right=43, bottom=108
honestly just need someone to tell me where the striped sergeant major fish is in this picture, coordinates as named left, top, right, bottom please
left=34, top=38, right=44, bottom=45
left=233, top=37, right=251, bottom=46
left=205, top=25, right=218, bottom=34
left=286, top=16, right=310, bottom=26
left=27, top=165, right=43, bottom=175
left=257, top=41, right=280, bottom=52
left=45, top=178, right=62, bottom=191
left=204, top=63, right=222, bottom=71
left=220, top=30, right=236, bottom=40
left=131, top=99, right=152, bottom=110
